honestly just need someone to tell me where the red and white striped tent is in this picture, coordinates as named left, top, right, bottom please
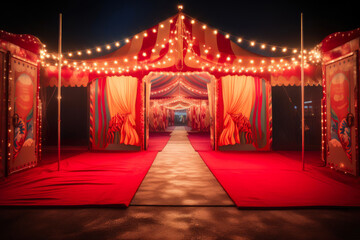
left=44, top=12, right=321, bottom=91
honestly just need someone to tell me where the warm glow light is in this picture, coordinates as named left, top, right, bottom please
left=237, top=38, right=242, bottom=43
left=115, top=42, right=120, bottom=47
left=202, top=25, right=207, bottom=29
left=191, top=19, right=195, bottom=24
left=96, top=47, right=101, bottom=52
left=106, top=45, right=111, bottom=50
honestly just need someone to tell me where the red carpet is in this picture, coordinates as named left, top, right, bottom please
left=147, top=132, right=171, bottom=151
left=0, top=151, right=158, bottom=206
left=187, top=132, right=212, bottom=151
left=198, top=151, right=360, bottom=208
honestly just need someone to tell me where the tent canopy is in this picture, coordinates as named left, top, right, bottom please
left=43, top=12, right=321, bottom=88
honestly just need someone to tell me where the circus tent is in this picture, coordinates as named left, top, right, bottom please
left=39, top=11, right=323, bottom=153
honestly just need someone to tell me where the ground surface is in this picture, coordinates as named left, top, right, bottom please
left=1, top=127, right=360, bottom=239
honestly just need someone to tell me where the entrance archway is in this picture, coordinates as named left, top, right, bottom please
left=142, top=71, right=216, bottom=150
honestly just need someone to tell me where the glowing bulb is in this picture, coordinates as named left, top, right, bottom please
left=202, top=25, right=207, bottom=29
left=96, top=47, right=101, bottom=52
left=261, top=44, right=266, bottom=49
left=250, top=41, right=255, bottom=46
left=68, top=53, right=73, bottom=57
left=225, top=34, right=230, bottom=39
left=271, top=46, right=276, bottom=51
left=77, top=51, right=82, bottom=55
left=106, top=45, right=111, bottom=49
left=87, top=49, right=92, bottom=54
left=237, top=38, right=242, bottom=43
left=213, top=30, right=218, bottom=34
left=191, top=20, right=195, bottom=24
left=125, top=38, right=130, bottom=43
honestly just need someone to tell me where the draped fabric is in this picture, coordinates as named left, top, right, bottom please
left=219, top=75, right=255, bottom=146
left=149, top=101, right=168, bottom=131
left=106, top=76, right=139, bottom=146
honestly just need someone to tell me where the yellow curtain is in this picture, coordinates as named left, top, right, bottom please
left=106, top=76, right=139, bottom=145
left=219, top=75, right=255, bottom=146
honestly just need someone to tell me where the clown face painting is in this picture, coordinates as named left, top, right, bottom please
left=8, top=58, right=37, bottom=174
left=326, top=54, right=357, bottom=175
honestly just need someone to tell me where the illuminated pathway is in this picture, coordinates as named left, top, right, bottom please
left=131, top=126, right=233, bottom=206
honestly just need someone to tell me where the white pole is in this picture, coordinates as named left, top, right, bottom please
left=58, top=13, right=62, bottom=171
left=301, top=13, right=305, bottom=171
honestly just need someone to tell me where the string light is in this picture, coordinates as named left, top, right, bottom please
left=41, top=13, right=320, bottom=74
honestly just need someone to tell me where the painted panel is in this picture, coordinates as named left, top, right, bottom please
left=326, top=54, right=358, bottom=175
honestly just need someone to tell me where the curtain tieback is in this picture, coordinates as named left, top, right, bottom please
left=107, top=113, right=133, bottom=143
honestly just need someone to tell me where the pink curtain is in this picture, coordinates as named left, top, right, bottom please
left=219, top=75, right=255, bottom=146
left=106, top=76, right=140, bottom=146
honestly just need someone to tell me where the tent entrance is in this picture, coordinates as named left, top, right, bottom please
left=143, top=71, right=216, bottom=150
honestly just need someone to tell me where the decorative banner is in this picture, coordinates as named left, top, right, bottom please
left=326, top=54, right=358, bottom=175
left=8, top=57, right=37, bottom=174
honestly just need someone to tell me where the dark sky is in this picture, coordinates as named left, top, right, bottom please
left=1, top=0, right=359, bottom=54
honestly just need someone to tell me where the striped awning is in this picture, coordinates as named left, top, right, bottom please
left=84, top=13, right=280, bottom=73
left=43, top=13, right=321, bottom=87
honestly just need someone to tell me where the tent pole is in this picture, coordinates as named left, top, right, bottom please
left=57, top=13, right=62, bottom=171
left=301, top=13, right=305, bottom=171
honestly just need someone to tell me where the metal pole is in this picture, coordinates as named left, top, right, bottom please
left=58, top=13, right=62, bottom=171
left=301, top=13, right=305, bottom=171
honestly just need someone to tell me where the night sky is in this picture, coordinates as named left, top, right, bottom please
left=1, top=0, right=359, bottom=55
